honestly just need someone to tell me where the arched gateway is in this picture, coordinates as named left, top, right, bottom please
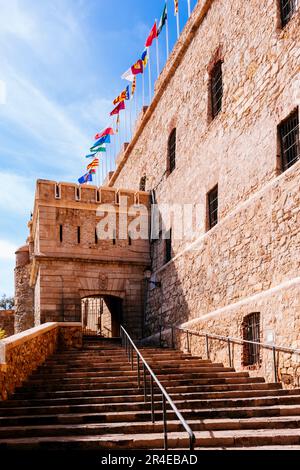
left=19, top=180, right=151, bottom=339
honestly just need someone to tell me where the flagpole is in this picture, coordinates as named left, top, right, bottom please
left=155, top=20, right=160, bottom=79
left=187, top=0, right=191, bottom=17
left=130, top=98, right=133, bottom=138
left=148, top=47, right=152, bottom=102
left=166, top=3, right=170, bottom=59
left=142, top=70, right=145, bottom=107
left=176, top=9, right=180, bottom=40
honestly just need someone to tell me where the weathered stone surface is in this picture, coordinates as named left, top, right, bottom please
left=0, top=310, right=14, bottom=337
left=0, top=323, right=83, bottom=401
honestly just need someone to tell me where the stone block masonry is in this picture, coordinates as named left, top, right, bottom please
left=0, top=322, right=82, bottom=401
left=0, top=311, right=14, bottom=337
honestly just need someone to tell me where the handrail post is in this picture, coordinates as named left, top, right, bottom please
left=186, top=330, right=190, bottom=353
left=273, top=346, right=278, bottom=383
left=227, top=338, right=232, bottom=368
left=159, top=325, right=162, bottom=348
left=150, top=376, right=155, bottom=423
left=137, top=355, right=141, bottom=388
left=206, top=334, right=210, bottom=360
left=143, top=364, right=147, bottom=402
left=162, top=394, right=168, bottom=451
left=131, top=344, right=134, bottom=370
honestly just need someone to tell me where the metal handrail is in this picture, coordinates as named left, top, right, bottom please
left=120, top=326, right=196, bottom=451
left=172, top=326, right=300, bottom=383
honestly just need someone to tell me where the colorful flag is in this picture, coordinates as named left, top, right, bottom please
left=87, top=158, right=99, bottom=171
left=131, top=77, right=136, bottom=99
left=158, top=3, right=167, bottom=35
left=110, top=100, right=125, bottom=116
left=174, top=0, right=179, bottom=15
left=132, top=59, right=144, bottom=75
left=86, top=148, right=105, bottom=158
left=91, top=134, right=111, bottom=151
left=122, top=59, right=144, bottom=82
left=78, top=171, right=93, bottom=185
left=113, top=86, right=130, bottom=105
left=94, top=127, right=114, bottom=140
left=145, top=22, right=158, bottom=47
left=141, top=48, right=148, bottom=67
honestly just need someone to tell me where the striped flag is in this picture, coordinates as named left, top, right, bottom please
left=131, top=77, right=136, bottom=99
left=174, top=0, right=179, bottom=14
left=87, top=158, right=99, bottom=171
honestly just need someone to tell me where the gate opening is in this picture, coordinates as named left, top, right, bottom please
left=81, top=296, right=123, bottom=338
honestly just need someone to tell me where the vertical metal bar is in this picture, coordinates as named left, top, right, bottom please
left=227, top=339, right=232, bottom=368
left=171, top=327, right=174, bottom=349
left=150, top=376, right=155, bottom=423
left=131, top=345, right=134, bottom=370
left=162, top=395, right=168, bottom=451
left=273, top=347, right=278, bottom=383
left=137, top=355, right=141, bottom=388
left=159, top=325, right=162, bottom=348
left=189, top=435, right=195, bottom=452
left=206, top=334, right=210, bottom=360
left=143, top=364, right=147, bottom=402
left=187, top=331, right=191, bottom=353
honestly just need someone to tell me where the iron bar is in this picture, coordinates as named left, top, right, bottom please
left=186, top=330, right=190, bottom=353
left=205, top=334, right=210, bottom=360
left=150, top=376, right=155, bottom=423
left=137, top=355, right=141, bottom=388
left=131, top=344, right=134, bottom=370
left=143, top=363, right=147, bottom=403
left=162, top=394, right=168, bottom=451
left=273, top=346, right=278, bottom=383
left=171, top=326, right=174, bottom=349
left=227, top=338, right=232, bottom=368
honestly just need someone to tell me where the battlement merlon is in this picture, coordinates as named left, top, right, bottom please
left=34, top=179, right=151, bottom=205
left=29, top=179, right=151, bottom=239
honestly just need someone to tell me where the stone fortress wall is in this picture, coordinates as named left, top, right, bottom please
left=108, top=0, right=300, bottom=382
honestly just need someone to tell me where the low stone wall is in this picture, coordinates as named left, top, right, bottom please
left=0, top=310, right=14, bottom=337
left=0, top=322, right=82, bottom=401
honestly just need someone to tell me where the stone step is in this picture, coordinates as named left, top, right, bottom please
left=2, top=395, right=300, bottom=417
left=31, top=366, right=232, bottom=379
left=26, top=370, right=248, bottom=385
left=1, top=428, right=300, bottom=450
left=1, top=404, right=300, bottom=427
left=18, top=376, right=267, bottom=393
left=1, top=415, right=300, bottom=439
left=12, top=382, right=282, bottom=400
left=2, top=388, right=298, bottom=410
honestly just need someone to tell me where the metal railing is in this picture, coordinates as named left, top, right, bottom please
left=120, top=326, right=196, bottom=451
left=171, top=326, right=300, bottom=384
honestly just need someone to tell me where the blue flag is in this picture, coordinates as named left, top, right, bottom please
left=85, top=152, right=97, bottom=159
left=91, top=134, right=111, bottom=150
left=78, top=171, right=93, bottom=185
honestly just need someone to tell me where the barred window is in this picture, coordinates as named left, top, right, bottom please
left=207, top=185, right=218, bottom=230
left=279, top=109, right=299, bottom=172
left=280, top=0, right=299, bottom=27
left=211, top=61, right=223, bottom=119
left=242, top=313, right=261, bottom=366
left=168, top=129, right=176, bottom=174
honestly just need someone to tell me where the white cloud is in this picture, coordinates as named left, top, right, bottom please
left=0, top=240, right=18, bottom=261
left=0, top=172, right=34, bottom=216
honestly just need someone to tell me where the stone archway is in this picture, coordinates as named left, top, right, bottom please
left=81, top=294, right=123, bottom=338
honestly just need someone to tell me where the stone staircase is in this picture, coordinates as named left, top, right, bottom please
left=1, top=338, right=300, bottom=450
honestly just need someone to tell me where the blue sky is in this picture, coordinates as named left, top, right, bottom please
left=0, top=0, right=197, bottom=296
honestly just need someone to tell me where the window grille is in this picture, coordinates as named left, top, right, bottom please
left=279, top=109, right=299, bottom=171
left=208, top=185, right=218, bottom=230
left=280, top=0, right=299, bottom=27
left=168, top=129, right=176, bottom=174
left=243, top=313, right=261, bottom=366
left=211, top=61, right=223, bottom=119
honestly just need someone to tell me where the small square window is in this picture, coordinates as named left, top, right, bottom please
left=211, top=61, right=223, bottom=119
left=278, top=109, right=299, bottom=172
left=207, top=185, right=218, bottom=230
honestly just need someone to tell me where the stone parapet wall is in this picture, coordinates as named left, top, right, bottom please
left=0, top=310, right=14, bottom=337
left=0, top=322, right=82, bottom=401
